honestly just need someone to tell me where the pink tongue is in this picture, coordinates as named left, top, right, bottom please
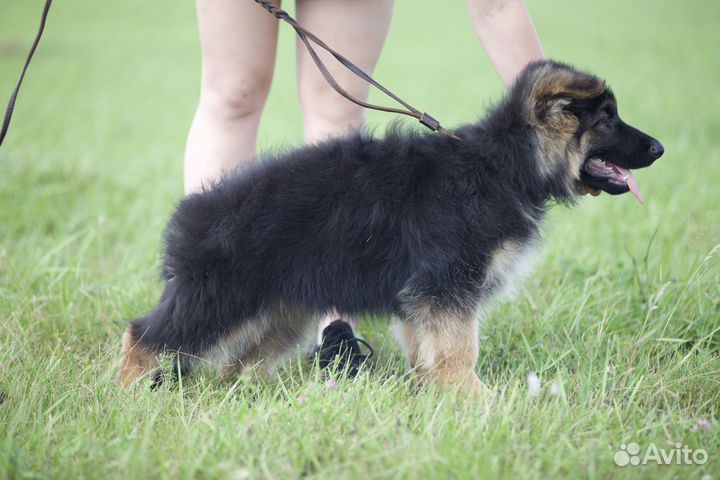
left=611, top=165, right=644, bottom=204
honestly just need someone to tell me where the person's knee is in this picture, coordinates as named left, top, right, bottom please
left=300, top=84, right=366, bottom=131
left=200, top=70, right=272, bottom=121
left=302, top=99, right=366, bottom=140
left=306, top=104, right=365, bottom=131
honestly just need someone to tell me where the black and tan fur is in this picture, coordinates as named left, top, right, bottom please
left=117, top=61, right=663, bottom=394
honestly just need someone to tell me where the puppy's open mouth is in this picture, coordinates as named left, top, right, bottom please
left=580, top=158, right=643, bottom=204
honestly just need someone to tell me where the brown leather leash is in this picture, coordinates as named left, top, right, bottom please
left=0, top=0, right=53, bottom=149
left=253, top=0, right=460, bottom=141
left=0, top=0, right=459, bottom=150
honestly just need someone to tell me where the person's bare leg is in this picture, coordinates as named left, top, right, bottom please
left=184, top=0, right=281, bottom=194
left=295, top=0, right=394, bottom=338
left=466, top=0, right=544, bottom=87
left=296, top=0, right=394, bottom=143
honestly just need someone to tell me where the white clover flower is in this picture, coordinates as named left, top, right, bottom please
left=550, top=380, right=560, bottom=397
left=527, top=372, right=540, bottom=397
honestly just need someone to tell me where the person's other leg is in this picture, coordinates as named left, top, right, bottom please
left=296, top=0, right=394, bottom=143
left=295, top=0, right=394, bottom=340
left=466, top=0, right=544, bottom=87
left=184, top=0, right=281, bottom=193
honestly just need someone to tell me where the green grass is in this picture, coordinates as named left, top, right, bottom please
left=1, top=0, right=719, bottom=478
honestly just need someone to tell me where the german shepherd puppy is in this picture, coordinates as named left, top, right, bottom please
left=118, top=61, right=663, bottom=394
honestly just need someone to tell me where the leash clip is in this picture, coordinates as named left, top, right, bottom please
left=419, top=113, right=462, bottom=141
left=419, top=112, right=440, bottom=131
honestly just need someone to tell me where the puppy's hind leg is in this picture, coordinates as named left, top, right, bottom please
left=220, top=305, right=316, bottom=380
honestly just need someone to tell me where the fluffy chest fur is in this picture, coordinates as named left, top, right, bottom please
left=482, top=237, right=539, bottom=303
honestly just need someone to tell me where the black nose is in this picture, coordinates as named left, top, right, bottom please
left=649, top=141, right=664, bottom=160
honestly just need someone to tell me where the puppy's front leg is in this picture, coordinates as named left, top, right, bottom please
left=401, top=308, right=492, bottom=398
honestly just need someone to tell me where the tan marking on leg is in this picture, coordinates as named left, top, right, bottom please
left=406, top=310, right=492, bottom=397
left=207, top=314, right=272, bottom=374
left=117, top=328, right=160, bottom=388
left=416, top=316, right=481, bottom=393
left=220, top=334, right=281, bottom=380
left=391, top=318, right=420, bottom=368
left=218, top=304, right=316, bottom=380
left=219, top=343, right=263, bottom=380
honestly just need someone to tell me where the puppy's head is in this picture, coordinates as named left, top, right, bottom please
left=514, top=60, right=664, bottom=203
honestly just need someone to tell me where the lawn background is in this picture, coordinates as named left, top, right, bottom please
left=1, top=0, right=719, bottom=478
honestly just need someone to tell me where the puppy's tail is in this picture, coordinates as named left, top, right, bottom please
left=117, top=310, right=163, bottom=388
left=117, top=281, right=198, bottom=388
left=117, top=270, right=251, bottom=388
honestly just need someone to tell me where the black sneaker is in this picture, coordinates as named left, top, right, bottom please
left=314, top=319, right=373, bottom=377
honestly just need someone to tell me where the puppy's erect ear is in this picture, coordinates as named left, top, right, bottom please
left=514, top=61, right=606, bottom=190
left=528, top=62, right=606, bottom=120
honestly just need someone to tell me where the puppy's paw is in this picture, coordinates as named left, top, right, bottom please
left=462, top=375, right=496, bottom=400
